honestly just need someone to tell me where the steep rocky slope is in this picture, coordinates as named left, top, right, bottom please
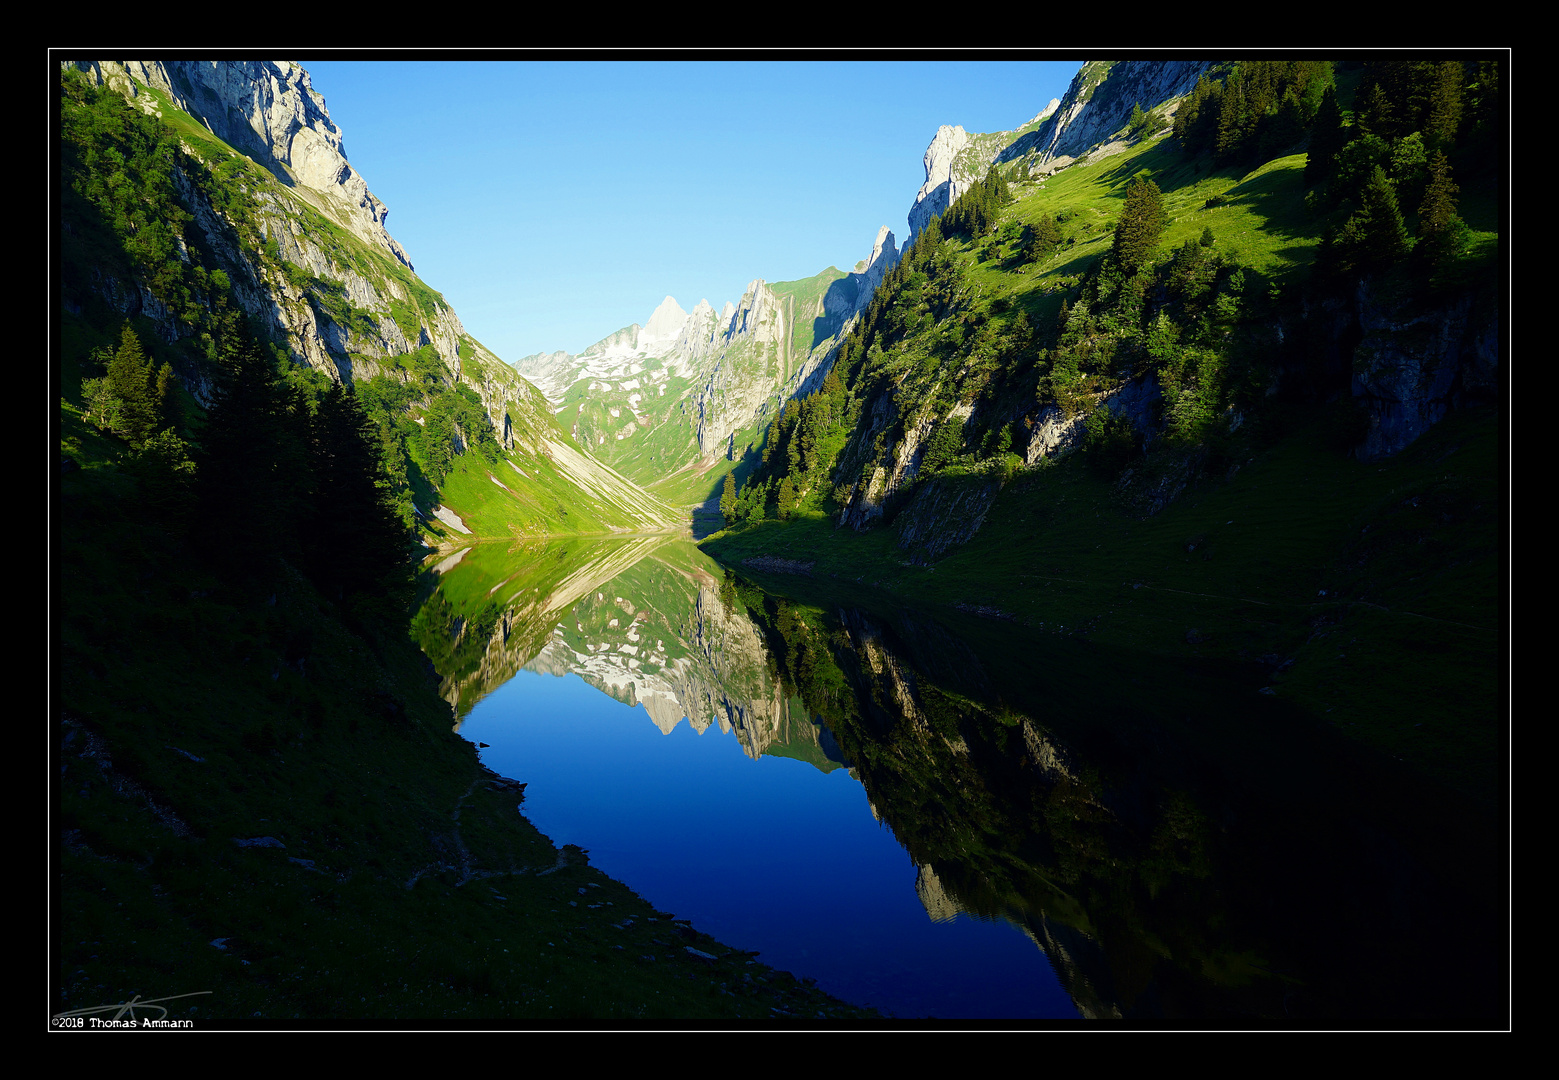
left=61, top=59, right=675, bottom=534
left=904, top=61, right=1215, bottom=241
left=713, top=57, right=1501, bottom=582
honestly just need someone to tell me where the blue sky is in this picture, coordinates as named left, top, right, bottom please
left=298, top=58, right=1082, bottom=362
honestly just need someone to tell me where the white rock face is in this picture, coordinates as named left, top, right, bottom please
left=855, top=225, right=900, bottom=308
left=916, top=864, right=960, bottom=923
left=1031, top=60, right=1213, bottom=172
left=908, top=125, right=971, bottom=243
left=640, top=296, right=689, bottom=353
left=68, top=60, right=413, bottom=270
left=1024, top=405, right=1088, bottom=464
left=63, top=58, right=681, bottom=533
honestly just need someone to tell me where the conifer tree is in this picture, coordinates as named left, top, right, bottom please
left=1415, top=151, right=1468, bottom=271
left=1332, top=166, right=1412, bottom=276
left=196, top=306, right=307, bottom=583
left=1027, top=214, right=1063, bottom=263
left=776, top=476, right=796, bottom=519
left=1304, top=85, right=1347, bottom=189
left=1466, top=60, right=1503, bottom=140
left=720, top=471, right=737, bottom=525
left=106, top=323, right=161, bottom=447
left=308, top=382, right=407, bottom=599
left=1127, top=102, right=1154, bottom=140
left=1175, top=73, right=1224, bottom=156
left=155, top=359, right=179, bottom=432
left=1355, top=83, right=1396, bottom=139
left=1425, top=60, right=1465, bottom=150
left=1113, top=174, right=1166, bottom=275
left=1215, top=72, right=1252, bottom=164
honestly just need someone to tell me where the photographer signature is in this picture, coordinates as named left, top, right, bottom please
left=53, top=991, right=211, bottom=1022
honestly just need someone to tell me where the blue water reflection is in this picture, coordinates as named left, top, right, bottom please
left=460, top=668, right=1077, bottom=1020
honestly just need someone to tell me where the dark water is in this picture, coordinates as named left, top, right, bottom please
left=416, top=535, right=1506, bottom=1023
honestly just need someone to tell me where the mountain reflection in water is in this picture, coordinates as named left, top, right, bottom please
left=415, top=536, right=1505, bottom=1022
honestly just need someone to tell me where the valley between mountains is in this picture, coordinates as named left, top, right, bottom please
left=55, top=57, right=1507, bottom=1024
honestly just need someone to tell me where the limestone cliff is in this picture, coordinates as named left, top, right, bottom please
left=1346, top=281, right=1500, bottom=461
left=67, top=65, right=529, bottom=448
left=906, top=102, right=1058, bottom=243
left=65, top=59, right=460, bottom=384
left=904, top=60, right=1215, bottom=244
left=61, top=58, right=675, bottom=532
left=1028, top=60, right=1212, bottom=172
left=71, top=60, right=413, bottom=270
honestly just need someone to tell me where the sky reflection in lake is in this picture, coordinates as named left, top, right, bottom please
left=460, top=667, right=1077, bottom=1020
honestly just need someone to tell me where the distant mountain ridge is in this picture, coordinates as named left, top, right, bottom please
left=515, top=226, right=902, bottom=503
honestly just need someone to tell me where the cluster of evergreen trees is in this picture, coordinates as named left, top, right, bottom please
left=1174, top=61, right=1336, bottom=167
left=1305, top=61, right=1493, bottom=284
left=61, top=65, right=429, bottom=608
left=941, top=169, right=1012, bottom=240
left=723, top=170, right=1040, bottom=526
left=1171, top=59, right=1493, bottom=287
left=353, top=345, right=502, bottom=492
left=80, top=324, right=180, bottom=448
left=161, top=298, right=412, bottom=604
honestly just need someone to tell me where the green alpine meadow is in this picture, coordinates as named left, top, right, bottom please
left=54, top=57, right=1506, bottom=1027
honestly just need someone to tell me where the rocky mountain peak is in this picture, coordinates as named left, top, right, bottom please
left=642, top=295, right=691, bottom=351
left=909, top=125, right=973, bottom=242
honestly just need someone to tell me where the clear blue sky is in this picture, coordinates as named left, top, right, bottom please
left=298, top=58, right=1082, bottom=362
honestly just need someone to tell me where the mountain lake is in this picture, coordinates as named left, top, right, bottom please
left=419, top=535, right=1504, bottom=1022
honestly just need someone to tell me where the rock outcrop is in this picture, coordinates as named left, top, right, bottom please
left=908, top=125, right=972, bottom=243
left=903, top=61, right=1215, bottom=245
left=1029, top=60, right=1213, bottom=173
left=1349, top=282, right=1500, bottom=461
left=69, top=60, right=413, bottom=269
left=905, top=101, right=1059, bottom=244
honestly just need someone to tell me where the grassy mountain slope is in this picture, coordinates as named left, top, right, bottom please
left=55, top=423, right=869, bottom=1021
left=702, top=58, right=1505, bottom=810
left=54, top=61, right=854, bottom=1024
left=59, top=61, right=674, bottom=542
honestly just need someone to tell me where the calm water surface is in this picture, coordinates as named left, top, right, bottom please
left=417, top=535, right=1505, bottom=1022
left=461, top=670, right=1073, bottom=1019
